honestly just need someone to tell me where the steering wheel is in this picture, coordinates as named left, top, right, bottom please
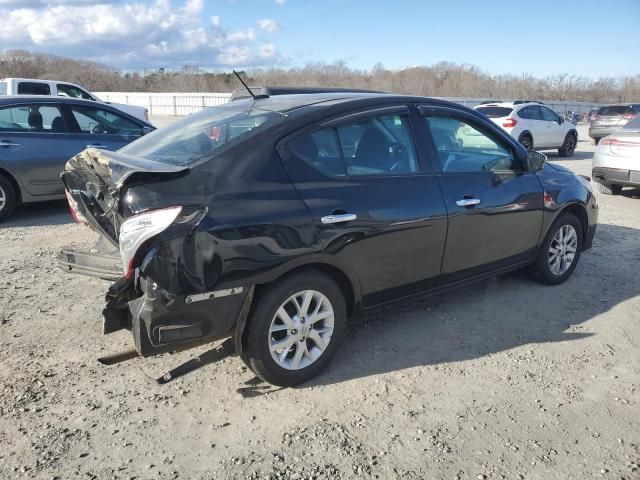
left=91, top=123, right=107, bottom=135
left=388, top=142, right=409, bottom=172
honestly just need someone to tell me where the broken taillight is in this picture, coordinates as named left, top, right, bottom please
left=65, top=190, right=87, bottom=224
left=118, top=206, right=183, bottom=278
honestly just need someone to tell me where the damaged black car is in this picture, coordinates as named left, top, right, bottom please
left=59, top=93, right=598, bottom=386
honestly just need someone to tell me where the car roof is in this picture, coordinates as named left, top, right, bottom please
left=0, top=95, right=102, bottom=107
left=230, top=86, right=385, bottom=101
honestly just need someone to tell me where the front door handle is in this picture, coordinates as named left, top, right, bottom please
left=0, top=140, right=20, bottom=147
left=320, top=213, right=357, bottom=224
left=86, top=144, right=107, bottom=149
left=456, top=198, right=481, bottom=207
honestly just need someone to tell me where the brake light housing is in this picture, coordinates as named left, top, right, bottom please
left=600, top=137, right=640, bottom=147
left=65, top=190, right=87, bottom=224
left=502, top=118, right=518, bottom=128
left=622, top=113, right=639, bottom=120
left=119, top=206, right=182, bottom=278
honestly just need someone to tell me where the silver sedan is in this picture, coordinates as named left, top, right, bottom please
left=592, top=117, right=640, bottom=195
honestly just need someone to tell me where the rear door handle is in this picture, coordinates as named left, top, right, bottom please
left=456, top=198, right=481, bottom=207
left=320, top=213, right=357, bottom=224
left=86, top=144, right=107, bottom=149
left=0, top=140, right=20, bottom=147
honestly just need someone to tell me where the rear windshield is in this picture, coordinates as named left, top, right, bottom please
left=475, top=106, right=513, bottom=118
left=597, top=105, right=631, bottom=116
left=119, top=101, right=285, bottom=166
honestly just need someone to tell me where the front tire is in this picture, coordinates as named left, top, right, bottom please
left=0, top=174, right=17, bottom=221
left=597, top=183, right=622, bottom=195
left=244, top=270, right=346, bottom=387
left=532, top=213, right=583, bottom=285
left=558, top=133, right=577, bottom=157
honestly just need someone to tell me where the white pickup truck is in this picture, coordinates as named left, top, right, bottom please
left=0, top=78, right=149, bottom=122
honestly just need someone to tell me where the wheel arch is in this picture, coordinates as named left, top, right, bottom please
left=255, top=260, right=361, bottom=317
left=556, top=202, right=589, bottom=246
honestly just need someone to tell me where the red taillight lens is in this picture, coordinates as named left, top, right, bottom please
left=65, top=190, right=86, bottom=224
left=502, top=118, right=517, bottom=128
left=591, top=115, right=599, bottom=121
left=600, top=137, right=640, bottom=147
left=622, top=113, right=638, bottom=120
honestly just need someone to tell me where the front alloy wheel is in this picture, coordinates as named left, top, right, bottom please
left=243, top=270, right=346, bottom=386
left=548, top=225, right=578, bottom=275
left=533, top=213, right=583, bottom=285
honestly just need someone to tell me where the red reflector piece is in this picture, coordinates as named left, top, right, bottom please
left=543, top=192, right=555, bottom=206
left=205, top=126, right=221, bottom=141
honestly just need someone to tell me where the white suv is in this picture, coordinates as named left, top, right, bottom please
left=474, top=101, right=578, bottom=157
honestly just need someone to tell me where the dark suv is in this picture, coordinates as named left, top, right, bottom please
left=59, top=93, right=598, bottom=386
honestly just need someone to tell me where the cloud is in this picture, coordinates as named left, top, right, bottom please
left=0, top=0, right=281, bottom=69
left=256, top=18, right=280, bottom=33
left=274, top=0, right=286, bottom=5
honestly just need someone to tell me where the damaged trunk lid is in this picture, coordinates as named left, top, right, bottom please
left=61, top=148, right=189, bottom=244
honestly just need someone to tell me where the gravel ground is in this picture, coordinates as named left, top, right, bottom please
left=0, top=125, right=639, bottom=480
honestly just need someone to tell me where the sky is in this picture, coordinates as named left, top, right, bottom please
left=0, top=0, right=638, bottom=78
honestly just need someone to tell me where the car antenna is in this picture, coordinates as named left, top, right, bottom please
left=232, top=70, right=268, bottom=100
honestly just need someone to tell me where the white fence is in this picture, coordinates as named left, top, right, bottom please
left=94, top=92, right=231, bottom=116
left=95, top=92, right=598, bottom=117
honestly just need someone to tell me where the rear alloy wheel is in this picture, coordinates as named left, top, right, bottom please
left=558, top=133, right=577, bottom=157
left=0, top=174, right=17, bottom=221
left=598, top=183, right=622, bottom=195
left=518, top=134, right=533, bottom=151
left=244, top=270, right=346, bottom=386
left=533, top=213, right=583, bottom=285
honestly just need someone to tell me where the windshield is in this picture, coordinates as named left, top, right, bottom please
left=475, top=106, right=513, bottom=118
left=119, top=101, right=286, bottom=166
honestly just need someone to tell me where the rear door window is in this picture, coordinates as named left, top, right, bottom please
left=475, top=106, right=513, bottom=118
left=17, top=82, right=51, bottom=95
left=288, top=112, right=419, bottom=177
left=0, top=104, right=67, bottom=132
left=520, top=106, right=542, bottom=120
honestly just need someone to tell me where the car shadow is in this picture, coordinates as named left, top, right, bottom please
left=301, top=222, right=640, bottom=388
left=0, top=200, right=74, bottom=228
left=621, top=187, right=640, bottom=199
left=544, top=150, right=593, bottom=161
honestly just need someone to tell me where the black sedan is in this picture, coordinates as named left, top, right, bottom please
left=0, top=96, right=154, bottom=220
left=58, top=93, right=598, bottom=386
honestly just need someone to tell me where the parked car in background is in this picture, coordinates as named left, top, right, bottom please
left=474, top=101, right=578, bottom=156
left=0, top=96, right=154, bottom=220
left=592, top=116, right=640, bottom=195
left=0, top=78, right=149, bottom=122
left=589, top=104, right=640, bottom=145
left=58, top=93, right=597, bottom=386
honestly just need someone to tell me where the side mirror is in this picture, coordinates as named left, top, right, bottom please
left=527, top=150, right=547, bottom=171
left=558, top=117, right=564, bottom=124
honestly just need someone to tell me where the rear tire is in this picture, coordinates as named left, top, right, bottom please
left=518, top=133, right=533, bottom=151
left=558, top=133, right=577, bottom=157
left=243, top=270, right=346, bottom=387
left=597, top=182, right=622, bottom=195
left=0, top=174, right=17, bottom=221
left=593, top=137, right=600, bottom=145
left=532, top=213, right=583, bottom=285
